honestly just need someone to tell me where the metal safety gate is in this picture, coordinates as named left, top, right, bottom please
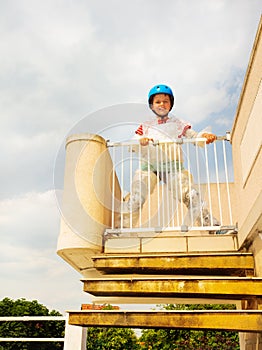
left=106, top=135, right=235, bottom=235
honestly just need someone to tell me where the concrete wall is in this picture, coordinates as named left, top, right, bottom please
left=231, top=17, right=262, bottom=350
left=231, top=18, right=262, bottom=251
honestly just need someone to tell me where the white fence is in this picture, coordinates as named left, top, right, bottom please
left=107, top=135, right=235, bottom=234
left=0, top=316, right=66, bottom=343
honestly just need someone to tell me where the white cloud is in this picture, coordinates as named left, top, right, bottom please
left=0, top=131, right=65, bottom=198
left=215, top=117, right=233, bottom=127
left=1, top=0, right=260, bottom=132
left=0, top=191, right=59, bottom=247
left=0, top=243, right=90, bottom=313
left=0, top=190, right=91, bottom=312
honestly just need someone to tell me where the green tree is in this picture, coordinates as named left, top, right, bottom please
left=85, top=304, right=140, bottom=349
left=139, top=304, right=240, bottom=350
left=0, top=297, right=64, bottom=350
left=86, top=327, right=140, bottom=350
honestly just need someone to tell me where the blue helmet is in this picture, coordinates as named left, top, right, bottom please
left=148, top=84, right=174, bottom=110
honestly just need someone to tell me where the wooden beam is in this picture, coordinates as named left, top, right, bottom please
left=68, top=310, right=262, bottom=332
left=92, top=253, right=254, bottom=276
left=82, top=277, right=262, bottom=299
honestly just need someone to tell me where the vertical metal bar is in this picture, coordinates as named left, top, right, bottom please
left=129, top=144, right=133, bottom=228
left=213, top=141, right=223, bottom=225
left=160, top=145, right=165, bottom=226
left=147, top=145, right=151, bottom=227
left=204, top=141, right=213, bottom=225
left=173, top=142, right=180, bottom=225
left=138, top=143, right=142, bottom=228
left=195, top=143, right=203, bottom=226
left=177, top=143, right=184, bottom=225
left=223, top=140, right=233, bottom=225
left=111, top=146, right=116, bottom=229
left=120, top=145, right=124, bottom=229
left=165, top=142, right=170, bottom=228
left=186, top=142, right=193, bottom=226
left=156, top=144, right=161, bottom=227
left=169, top=143, right=175, bottom=227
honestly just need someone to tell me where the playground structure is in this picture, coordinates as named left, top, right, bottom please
left=57, top=18, right=262, bottom=350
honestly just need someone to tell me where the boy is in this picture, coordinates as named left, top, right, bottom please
left=121, top=84, right=219, bottom=229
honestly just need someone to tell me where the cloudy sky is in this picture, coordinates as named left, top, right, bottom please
left=0, top=0, right=261, bottom=314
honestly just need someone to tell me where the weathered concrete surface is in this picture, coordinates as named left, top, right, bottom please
left=92, top=252, right=254, bottom=276
left=68, top=310, right=262, bottom=332
left=82, top=277, right=262, bottom=299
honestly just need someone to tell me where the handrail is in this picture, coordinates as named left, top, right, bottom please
left=0, top=316, right=66, bottom=321
left=0, top=316, right=66, bottom=343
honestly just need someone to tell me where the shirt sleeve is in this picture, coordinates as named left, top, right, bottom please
left=135, top=124, right=144, bottom=136
left=184, top=127, right=198, bottom=138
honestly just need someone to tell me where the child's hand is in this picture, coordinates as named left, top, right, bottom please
left=202, top=133, right=217, bottom=144
left=139, top=137, right=153, bottom=146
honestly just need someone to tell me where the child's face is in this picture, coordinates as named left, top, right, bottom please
left=151, top=94, right=171, bottom=117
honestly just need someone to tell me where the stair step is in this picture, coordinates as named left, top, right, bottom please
left=81, top=276, right=262, bottom=299
left=92, top=252, right=254, bottom=276
left=68, top=309, right=262, bottom=332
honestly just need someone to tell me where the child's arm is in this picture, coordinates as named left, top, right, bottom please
left=135, top=123, right=154, bottom=146
left=184, top=128, right=217, bottom=144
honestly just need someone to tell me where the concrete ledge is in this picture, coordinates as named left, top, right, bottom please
left=81, top=277, right=262, bottom=299
left=92, top=252, right=254, bottom=276
left=104, top=233, right=239, bottom=254
left=68, top=310, right=262, bottom=332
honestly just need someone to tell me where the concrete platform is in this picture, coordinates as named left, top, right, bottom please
left=103, top=231, right=239, bottom=254
left=81, top=276, right=262, bottom=299
left=92, top=252, right=254, bottom=276
left=68, top=310, right=262, bottom=332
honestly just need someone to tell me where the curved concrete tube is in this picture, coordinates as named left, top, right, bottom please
left=57, top=133, right=121, bottom=273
